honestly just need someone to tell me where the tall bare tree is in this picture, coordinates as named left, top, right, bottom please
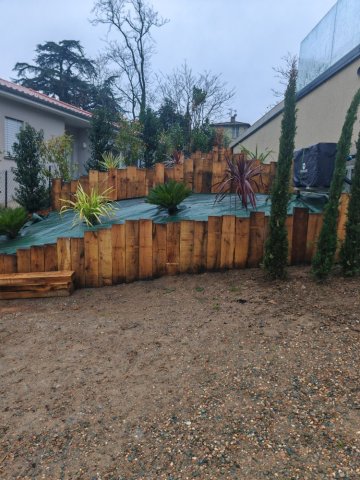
left=92, top=0, right=168, bottom=120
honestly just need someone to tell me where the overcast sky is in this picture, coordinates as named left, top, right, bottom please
left=0, top=0, right=336, bottom=124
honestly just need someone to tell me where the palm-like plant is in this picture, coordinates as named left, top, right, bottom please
left=214, top=153, right=263, bottom=209
left=99, top=152, right=124, bottom=170
left=146, top=180, right=191, bottom=214
left=60, top=184, right=116, bottom=226
left=0, top=207, right=28, bottom=239
left=240, top=145, right=273, bottom=163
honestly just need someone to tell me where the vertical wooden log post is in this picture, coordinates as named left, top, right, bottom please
left=153, top=223, right=167, bottom=277
left=112, top=224, right=126, bottom=284
left=166, top=222, right=180, bottom=275
left=291, top=207, right=309, bottom=265
left=220, top=215, right=236, bottom=269
left=125, top=220, right=139, bottom=282
left=207, top=216, right=222, bottom=270
left=180, top=220, right=194, bottom=273
left=139, top=219, right=153, bottom=279
left=84, top=231, right=99, bottom=288
left=247, top=212, right=266, bottom=268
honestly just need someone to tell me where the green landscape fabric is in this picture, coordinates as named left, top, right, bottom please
left=0, top=193, right=326, bottom=254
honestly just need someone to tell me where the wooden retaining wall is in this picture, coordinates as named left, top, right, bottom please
left=51, top=149, right=277, bottom=210
left=0, top=194, right=350, bottom=287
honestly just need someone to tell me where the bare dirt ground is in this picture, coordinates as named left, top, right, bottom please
left=0, top=267, right=359, bottom=480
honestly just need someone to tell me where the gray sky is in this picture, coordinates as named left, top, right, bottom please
left=0, top=0, right=336, bottom=124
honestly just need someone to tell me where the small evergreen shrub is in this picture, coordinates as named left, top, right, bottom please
left=99, top=152, right=124, bottom=170
left=312, top=88, right=360, bottom=280
left=340, top=131, right=360, bottom=276
left=12, top=124, right=49, bottom=212
left=0, top=207, right=28, bottom=239
left=263, top=59, right=297, bottom=279
left=60, top=184, right=116, bottom=227
left=146, top=180, right=191, bottom=214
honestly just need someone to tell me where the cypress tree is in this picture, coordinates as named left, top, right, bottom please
left=12, top=124, right=48, bottom=213
left=86, top=108, right=116, bottom=171
left=263, top=60, right=297, bottom=279
left=340, top=130, right=360, bottom=276
left=312, top=88, right=360, bottom=280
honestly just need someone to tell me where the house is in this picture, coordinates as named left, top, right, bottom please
left=0, top=78, right=92, bottom=205
left=231, top=0, right=360, bottom=163
left=211, top=114, right=250, bottom=143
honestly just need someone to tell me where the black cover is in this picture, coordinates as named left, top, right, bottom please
left=293, top=143, right=337, bottom=188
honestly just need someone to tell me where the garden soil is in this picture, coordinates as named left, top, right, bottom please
left=0, top=266, right=359, bottom=479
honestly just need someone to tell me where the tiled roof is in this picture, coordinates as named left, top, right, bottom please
left=0, top=78, right=92, bottom=120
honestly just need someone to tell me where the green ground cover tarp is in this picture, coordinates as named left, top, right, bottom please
left=0, top=193, right=327, bottom=254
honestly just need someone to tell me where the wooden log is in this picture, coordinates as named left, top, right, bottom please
left=57, top=238, right=72, bottom=271
left=305, top=213, right=323, bottom=263
left=285, top=215, right=294, bottom=263
left=247, top=212, right=266, bottom=267
left=291, top=207, right=309, bottom=265
left=220, top=215, right=236, bottom=269
left=44, top=244, right=58, bottom=271
left=61, top=182, right=70, bottom=205
left=125, top=220, right=139, bottom=282
left=180, top=220, right=194, bottom=273
left=51, top=178, right=62, bottom=210
left=98, top=228, right=113, bottom=287
left=136, top=169, right=147, bottom=197
left=139, top=219, right=153, bottom=279
left=206, top=216, right=222, bottom=270
left=126, top=166, right=138, bottom=199
left=117, top=169, right=127, bottom=200
left=211, top=160, right=224, bottom=193
left=1, top=255, right=17, bottom=274
left=166, top=222, right=180, bottom=275
left=30, top=246, right=45, bottom=272
left=152, top=223, right=167, bottom=277
left=108, top=168, right=118, bottom=200
left=112, top=223, right=126, bottom=284
left=70, top=238, right=85, bottom=288
left=173, top=164, right=184, bottom=183
left=84, top=230, right=99, bottom=287
left=0, top=271, right=75, bottom=300
left=183, top=158, right=194, bottom=190
left=193, top=221, right=207, bottom=272
left=89, top=170, right=99, bottom=193
left=154, top=163, right=165, bottom=186
left=235, top=217, right=250, bottom=268
left=145, top=169, right=154, bottom=193
left=17, top=249, right=31, bottom=273
left=98, top=171, right=108, bottom=193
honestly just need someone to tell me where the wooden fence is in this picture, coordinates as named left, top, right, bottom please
left=51, top=149, right=277, bottom=210
left=0, top=194, right=350, bottom=287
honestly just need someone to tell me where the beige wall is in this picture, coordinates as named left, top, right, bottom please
left=234, top=57, right=360, bottom=161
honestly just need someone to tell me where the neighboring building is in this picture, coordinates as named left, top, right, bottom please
left=0, top=77, right=92, bottom=205
left=231, top=0, right=360, bottom=162
left=212, top=114, right=250, bottom=143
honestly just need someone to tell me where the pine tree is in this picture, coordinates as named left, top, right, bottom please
left=312, top=88, right=360, bottom=280
left=12, top=124, right=49, bottom=212
left=263, top=60, right=297, bottom=279
left=340, top=130, right=360, bottom=276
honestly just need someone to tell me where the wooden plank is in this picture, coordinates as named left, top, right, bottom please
left=30, top=246, right=45, bottom=272
left=206, top=216, right=222, bottom=270
left=202, top=157, right=213, bottom=193
left=44, top=244, right=58, bottom=271
left=220, top=215, right=236, bottom=269
left=173, top=164, right=184, bottom=183
left=98, top=171, right=108, bottom=194
left=89, top=170, right=99, bottom=193
left=235, top=217, right=250, bottom=268
left=166, top=222, right=180, bottom=275
left=152, top=223, right=167, bottom=277
left=57, top=238, right=71, bottom=271
left=84, top=231, right=99, bottom=288
left=108, top=168, right=118, bottom=200
left=211, top=160, right=225, bottom=193
left=193, top=221, right=207, bottom=272
left=70, top=180, right=79, bottom=201
left=180, top=220, right=194, bottom=273
left=125, top=220, right=139, bottom=282
left=154, top=163, right=165, bottom=186
left=193, top=158, right=204, bottom=193
left=112, top=224, right=126, bottom=284
left=51, top=178, right=62, bottom=210
left=291, top=207, right=309, bottom=265
left=17, top=249, right=31, bottom=273
left=117, top=169, right=127, bottom=200
left=126, top=166, right=138, bottom=198
left=0, top=271, right=75, bottom=299
left=139, top=219, right=153, bottom=279
left=98, top=228, right=113, bottom=287
left=2, top=255, right=17, bottom=274
left=183, top=158, right=194, bottom=190
left=305, top=213, right=324, bottom=262
left=136, top=169, right=147, bottom=197
left=285, top=215, right=294, bottom=263
left=61, top=183, right=70, bottom=205
left=145, top=169, right=154, bottom=193
left=70, top=238, right=85, bottom=288
left=247, top=212, right=266, bottom=268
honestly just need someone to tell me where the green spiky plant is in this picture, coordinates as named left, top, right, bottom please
left=263, top=59, right=297, bottom=279
left=60, top=183, right=116, bottom=227
left=146, top=180, right=191, bottom=214
left=240, top=145, right=274, bottom=163
left=340, top=131, right=360, bottom=276
left=0, top=207, right=28, bottom=239
left=99, top=151, right=124, bottom=170
left=312, top=88, right=360, bottom=280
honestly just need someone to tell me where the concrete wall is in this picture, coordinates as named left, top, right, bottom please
left=234, top=57, right=360, bottom=161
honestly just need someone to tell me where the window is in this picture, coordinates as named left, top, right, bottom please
left=5, top=117, right=23, bottom=158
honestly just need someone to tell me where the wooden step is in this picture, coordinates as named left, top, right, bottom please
left=0, top=271, right=75, bottom=299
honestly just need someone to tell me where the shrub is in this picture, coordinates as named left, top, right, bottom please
left=263, top=59, right=297, bottom=279
left=213, top=153, right=262, bottom=209
left=0, top=207, right=28, bottom=239
left=312, top=88, right=360, bottom=280
left=99, top=152, right=124, bottom=170
left=12, top=124, right=49, bottom=212
left=60, top=184, right=116, bottom=227
left=87, top=107, right=117, bottom=171
left=146, top=180, right=191, bottom=214
left=340, top=131, right=360, bottom=276
left=42, top=133, right=74, bottom=182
